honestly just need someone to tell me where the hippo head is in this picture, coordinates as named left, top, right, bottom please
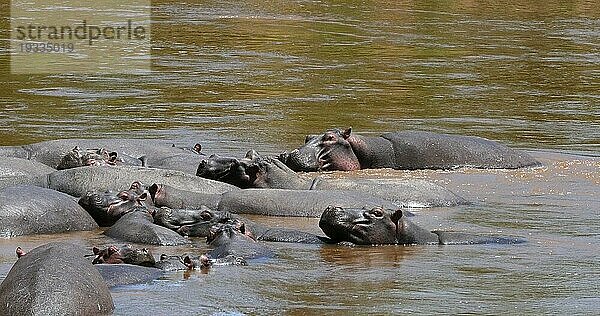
left=171, top=207, right=236, bottom=237
left=57, top=147, right=115, bottom=170
left=196, top=150, right=299, bottom=189
left=278, top=128, right=361, bottom=172
left=196, top=153, right=256, bottom=188
left=206, top=220, right=254, bottom=247
left=78, top=182, right=153, bottom=227
left=319, top=206, right=404, bottom=245
left=92, top=245, right=155, bottom=267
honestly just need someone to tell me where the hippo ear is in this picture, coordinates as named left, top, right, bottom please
left=245, top=149, right=259, bottom=160
left=93, top=247, right=100, bottom=255
left=390, top=209, right=403, bottom=224
left=194, top=143, right=202, bottom=152
left=148, top=184, right=159, bottom=201
left=342, top=127, right=352, bottom=139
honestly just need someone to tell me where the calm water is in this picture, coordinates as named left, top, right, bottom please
left=0, top=0, right=599, bottom=314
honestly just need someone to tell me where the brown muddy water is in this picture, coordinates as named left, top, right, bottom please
left=0, top=0, right=599, bottom=315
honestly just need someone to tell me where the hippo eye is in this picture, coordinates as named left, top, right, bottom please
left=94, top=196, right=101, bottom=202
left=138, top=193, right=148, bottom=201
left=371, top=209, right=384, bottom=218
left=200, top=211, right=213, bottom=221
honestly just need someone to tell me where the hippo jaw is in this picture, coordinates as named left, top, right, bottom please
left=279, top=128, right=361, bottom=172
left=319, top=206, right=400, bottom=245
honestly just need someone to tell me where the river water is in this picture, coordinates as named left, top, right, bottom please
left=0, top=0, right=599, bottom=314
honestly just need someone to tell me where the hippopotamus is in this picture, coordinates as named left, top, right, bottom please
left=319, top=206, right=526, bottom=245
left=78, top=182, right=154, bottom=226
left=104, top=210, right=191, bottom=246
left=0, top=185, right=98, bottom=237
left=56, top=146, right=147, bottom=170
left=0, top=242, right=114, bottom=315
left=43, top=164, right=237, bottom=198
left=205, top=221, right=274, bottom=262
left=91, top=245, right=156, bottom=267
left=149, top=182, right=403, bottom=217
left=155, top=206, right=327, bottom=244
left=279, top=128, right=541, bottom=172
left=153, top=205, right=218, bottom=231
left=196, top=151, right=467, bottom=207
left=0, top=157, right=55, bottom=190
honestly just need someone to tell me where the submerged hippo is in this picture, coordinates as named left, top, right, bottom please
left=56, top=146, right=146, bottom=170
left=319, top=206, right=526, bottom=245
left=205, top=221, right=274, bottom=262
left=279, top=128, right=540, bottom=172
left=92, top=245, right=156, bottom=267
left=196, top=151, right=467, bottom=207
left=0, top=242, right=114, bottom=315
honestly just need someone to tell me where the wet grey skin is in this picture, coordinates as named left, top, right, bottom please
left=0, top=242, right=114, bottom=315
left=0, top=185, right=97, bottom=238
left=195, top=150, right=467, bottom=208
left=319, top=206, right=526, bottom=246
left=279, top=128, right=541, bottom=172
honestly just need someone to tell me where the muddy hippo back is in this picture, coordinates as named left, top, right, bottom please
left=0, top=242, right=114, bottom=315
left=45, top=165, right=238, bottom=197
left=0, top=185, right=98, bottom=237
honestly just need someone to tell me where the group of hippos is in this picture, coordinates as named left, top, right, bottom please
left=0, top=128, right=540, bottom=314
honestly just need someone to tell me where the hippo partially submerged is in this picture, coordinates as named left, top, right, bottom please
left=319, top=206, right=525, bottom=245
left=279, top=128, right=540, bottom=172
left=0, top=242, right=114, bottom=315
left=196, top=151, right=467, bottom=207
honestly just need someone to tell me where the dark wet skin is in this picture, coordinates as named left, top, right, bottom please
left=196, top=153, right=257, bottom=188
left=319, top=206, right=526, bottom=245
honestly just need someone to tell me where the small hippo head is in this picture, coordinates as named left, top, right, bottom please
left=176, top=208, right=236, bottom=237
left=78, top=182, right=153, bottom=227
left=196, top=153, right=257, bottom=188
left=92, top=245, right=155, bottom=267
left=278, top=128, right=361, bottom=172
left=319, top=206, right=404, bottom=245
left=57, top=147, right=113, bottom=170
left=92, top=245, right=123, bottom=264
left=206, top=220, right=254, bottom=247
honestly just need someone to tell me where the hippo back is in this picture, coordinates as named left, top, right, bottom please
left=0, top=242, right=114, bottom=315
left=0, top=157, right=56, bottom=190
left=0, top=185, right=98, bottom=237
left=381, top=131, right=540, bottom=169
